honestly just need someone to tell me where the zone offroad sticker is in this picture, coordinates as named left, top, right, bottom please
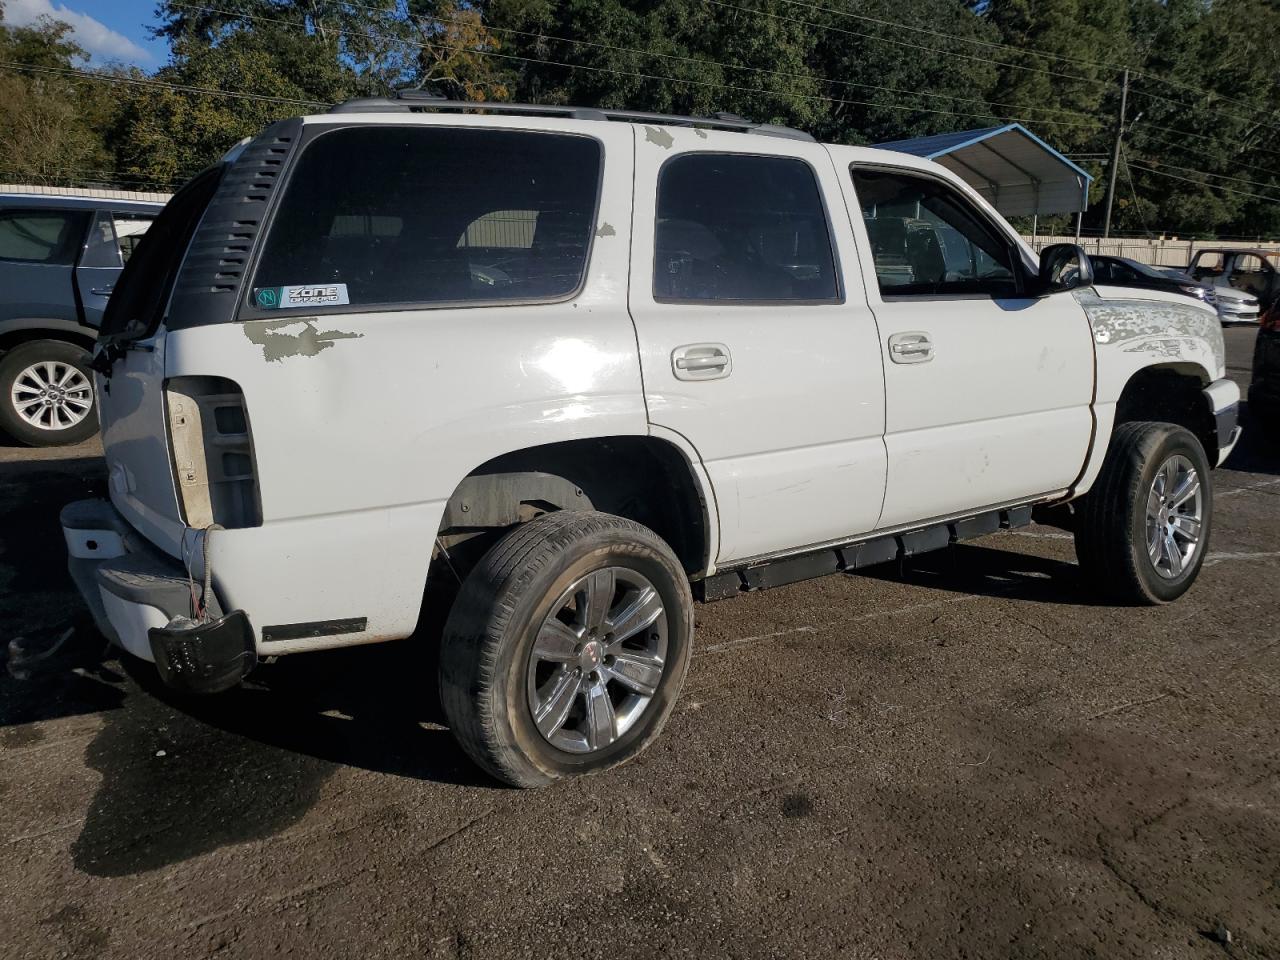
left=253, top=283, right=350, bottom=309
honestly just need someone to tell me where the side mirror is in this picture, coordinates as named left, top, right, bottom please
left=1039, top=243, right=1094, bottom=293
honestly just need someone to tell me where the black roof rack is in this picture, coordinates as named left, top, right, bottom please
left=328, top=90, right=816, bottom=142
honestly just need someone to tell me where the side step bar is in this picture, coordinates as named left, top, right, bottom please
left=695, top=506, right=1033, bottom=602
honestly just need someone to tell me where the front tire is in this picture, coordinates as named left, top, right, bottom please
left=439, top=511, right=694, bottom=787
left=0, top=340, right=98, bottom=446
left=1075, top=421, right=1211, bottom=604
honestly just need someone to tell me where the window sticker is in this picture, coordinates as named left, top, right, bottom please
left=253, top=283, right=350, bottom=309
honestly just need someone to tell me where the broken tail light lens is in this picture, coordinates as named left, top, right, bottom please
left=165, top=376, right=262, bottom=528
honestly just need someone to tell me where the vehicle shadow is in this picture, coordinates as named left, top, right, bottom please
left=860, top=540, right=1113, bottom=608
left=1222, top=399, right=1279, bottom=476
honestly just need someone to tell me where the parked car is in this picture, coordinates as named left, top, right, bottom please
left=1154, top=264, right=1260, bottom=324
left=0, top=192, right=165, bottom=445
left=1189, top=247, right=1279, bottom=323
left=1248, top=287, right=1280, bottom=427
left=1092, top=255, right=1214, bottom=306
left=62, top=96, right=1239, bottom=786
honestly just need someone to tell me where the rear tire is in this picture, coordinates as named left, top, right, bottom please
left=439, top=511, right=694, bottom=787
left=0, top=340, right=98, bottom=447
left=1074, top=421, right=1211, bottom=605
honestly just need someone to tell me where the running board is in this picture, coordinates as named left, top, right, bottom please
left=694, top=506, right=1032, bottom=602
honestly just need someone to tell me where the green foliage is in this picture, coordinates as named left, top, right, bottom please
left=0, top=0, right=1275, bottom=237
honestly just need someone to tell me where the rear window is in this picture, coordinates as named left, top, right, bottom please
left=0, top=209, right=88, bottom=264
left=99, top=165, right=226, bottom=342
left=249, top=127, right=603, bottom=312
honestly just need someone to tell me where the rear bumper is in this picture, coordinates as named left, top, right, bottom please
left=1202, top=378, right=1241, bottom=467
left=61, top=499, right=256, bottom=693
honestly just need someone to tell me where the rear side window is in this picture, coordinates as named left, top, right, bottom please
left=0, top=209, right=88, bottom=264
left=249, top=127, right=602, bottom=311
left=653, top=154, right=839, bottom=303
left=81, top=211, right=156, bottom=268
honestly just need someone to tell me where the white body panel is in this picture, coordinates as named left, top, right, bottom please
left=826, top=146, right=1095, bottom=528
left=73, top=113, right=1238, bottom=662
left=627, top=128, right=887, bottom=563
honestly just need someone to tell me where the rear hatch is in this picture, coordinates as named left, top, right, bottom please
left=94, top=165, right=226, bottom=557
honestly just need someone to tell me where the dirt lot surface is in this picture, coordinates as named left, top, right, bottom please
left=1, top=327, right=1277, bottom=960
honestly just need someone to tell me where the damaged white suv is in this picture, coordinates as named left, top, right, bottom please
left=63, top=94, right=1239, bottom=786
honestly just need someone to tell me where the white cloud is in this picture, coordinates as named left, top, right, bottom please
left=2, top=0, right=153, bottom=64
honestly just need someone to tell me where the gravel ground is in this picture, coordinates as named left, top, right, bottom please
left=1, top=326, right=1276, bottom=960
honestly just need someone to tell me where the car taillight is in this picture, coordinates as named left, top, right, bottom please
left=165, top=377, right=262, bottom=528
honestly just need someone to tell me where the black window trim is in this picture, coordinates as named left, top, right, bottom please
left=235, top=123, right=608, bottom=322
left=849, top=162, right=1036, bottom=302
left=651, top=150, right=845, bottom=307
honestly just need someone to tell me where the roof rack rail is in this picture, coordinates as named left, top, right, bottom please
left=328, top=91, right=816, bottom=142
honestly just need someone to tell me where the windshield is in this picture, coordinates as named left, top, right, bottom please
left=99, top=165, right=225, bottom=343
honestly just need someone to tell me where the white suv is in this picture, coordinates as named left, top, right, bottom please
left=62, top=95, right=1239, bottom=786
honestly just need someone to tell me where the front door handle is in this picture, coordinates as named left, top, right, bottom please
left=672, top=343, right=732, bottom=381
left=91, top=287, right=114, bottom=297
left=888, top=332, right=934, bottom=364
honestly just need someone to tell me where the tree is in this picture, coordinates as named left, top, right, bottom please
left=0, top=5, right=113, bottom=185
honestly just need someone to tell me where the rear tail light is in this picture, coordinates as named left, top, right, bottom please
left=165, top=376, right=262, bottom=528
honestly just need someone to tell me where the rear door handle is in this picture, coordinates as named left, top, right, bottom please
left=91, top=287, right=114, bottom=297
left=888, top=332, right=933, bottom=364
left=672, top=343, right=732, bottom=381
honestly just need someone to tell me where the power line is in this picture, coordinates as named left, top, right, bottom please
left=771, top=0, right=1280, bottom=126
left=170, top=1, right=1100, bottom=130
left=1127, top=161, right=1280, bottom=204
left=0, top=59, right=328, bottom=107
left=705, top=0, right=1116, bottom=92
left=1139, top=159, right=1280, bottom=192
left=323, top=0, right=1103, bottom=124
left=1137, top=131, right=1280, bottom=179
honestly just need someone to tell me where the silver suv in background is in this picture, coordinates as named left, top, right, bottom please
left=0, top=192, right=164, bottom=445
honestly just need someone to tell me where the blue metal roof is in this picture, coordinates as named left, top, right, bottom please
left=875, top=122, right=1093, bottom=183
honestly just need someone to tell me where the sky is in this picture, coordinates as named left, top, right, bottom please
left=0, top=0, right=166, bottom=66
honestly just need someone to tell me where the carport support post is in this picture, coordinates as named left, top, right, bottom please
left=1102, top=68, right=1129, bottom=240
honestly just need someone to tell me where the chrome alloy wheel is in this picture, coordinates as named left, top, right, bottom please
left=10, top=361, right=93, bottom=431
left=527, top=567, right=668, bottom=754
left=1146, top=454, right=1203, bottom=579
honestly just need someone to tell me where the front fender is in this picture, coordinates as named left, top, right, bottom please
left=1077, top=287, right=1223, bottom=403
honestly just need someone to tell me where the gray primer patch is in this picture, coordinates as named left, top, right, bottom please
left=1074, top=289, right=1224, bottom=374
left=595, top=222, right=616, bottom=238
left=243, top=318, right=363, bottom=363
left=644, top=126, right=674, bottom=149
left=695, top=128, right=708, bottom=139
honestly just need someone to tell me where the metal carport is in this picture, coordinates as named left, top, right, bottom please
left=874, top=123, right=1093, bottom=237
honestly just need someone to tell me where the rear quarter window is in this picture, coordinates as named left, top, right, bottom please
left=248, top=127, right=603, bottom=314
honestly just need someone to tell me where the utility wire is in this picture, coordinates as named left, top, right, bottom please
left=314, top=0, right=1103, bottom=124
left=770, top=0, right=1280, bottom=124
left=1127, top=161, right=1280, bottom=204
left=1119, top=143, right=1153, bottom=238
left=168, top=2, right=1100, bottom=129
left=0, top=58, right=329, bottom=107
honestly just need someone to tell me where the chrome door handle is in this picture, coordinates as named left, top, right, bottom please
left=675, top=354, right=727, bottom=370
left=888, top=332, right=933, bottom=364
left=672, top=343, right=732, bottom=381
left=91, top=287, right=114, bottom=297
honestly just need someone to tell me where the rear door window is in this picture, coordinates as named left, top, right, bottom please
left=0, top=209, right=89, bottom=264
left=248, top=127, right=603, bottom=313
left=653, top=153, right=840, bottom=303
